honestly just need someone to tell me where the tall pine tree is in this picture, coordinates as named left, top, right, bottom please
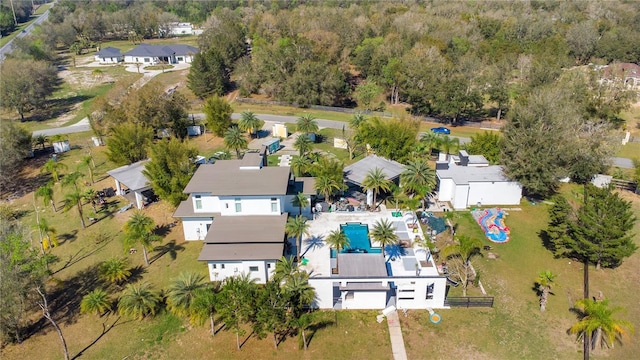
left=187, top=49, right=229, bottom=99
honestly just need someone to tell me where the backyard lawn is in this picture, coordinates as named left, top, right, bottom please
left=403, top=188, right=640, bottom=359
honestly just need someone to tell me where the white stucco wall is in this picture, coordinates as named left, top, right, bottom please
left=207, top=260, right=275, bottom=284
left=437, top=178, right=455, bottom=202
left=467, top=181, right=522, bottom=207
left=343, top=290, right=387, bottom=310
left=182, top=217, right=213, bottom=241
left=218, top=195, right=282, bottom=216
left=395, top=278, right=447, bottom=310
left=192, top=193, right=221, bottom=213
left=452, top=185, right=470, bottom=210
left=308, top=279, right=335, bottom=309
left=124, top=55, right=157, bottom=64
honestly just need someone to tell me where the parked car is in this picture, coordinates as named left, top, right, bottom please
left=430, top=127, right=451, bottom=134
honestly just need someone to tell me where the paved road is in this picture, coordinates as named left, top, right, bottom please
left=35, top=112, right=635, bottom=169
left=0, top=3, right=53, bottom=62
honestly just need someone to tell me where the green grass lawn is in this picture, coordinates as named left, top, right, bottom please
left=616, top=141, right=640, bottom=160
left=403, top=185, right=640, bottom=359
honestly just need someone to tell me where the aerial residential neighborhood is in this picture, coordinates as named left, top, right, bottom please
left=1, top=1, right=640, bottom=360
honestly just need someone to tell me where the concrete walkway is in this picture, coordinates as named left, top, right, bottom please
left=386, top=310, right=408, bottom=360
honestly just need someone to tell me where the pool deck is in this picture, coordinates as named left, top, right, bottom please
left=300, top=206, right=436, bottom=278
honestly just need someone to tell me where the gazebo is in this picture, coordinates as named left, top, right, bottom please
left=343, top=155, right=406, bottom=207
left=107, top=159, right=152, bottom=210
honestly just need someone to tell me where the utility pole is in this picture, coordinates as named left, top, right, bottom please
left=9, top=0, right=18, bottom=26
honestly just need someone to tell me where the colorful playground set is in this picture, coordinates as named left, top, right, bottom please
left=474, top=208, right=510, bottom=243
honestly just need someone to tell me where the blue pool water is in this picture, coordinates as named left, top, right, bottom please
left=340, top=223, right=381, bottom=254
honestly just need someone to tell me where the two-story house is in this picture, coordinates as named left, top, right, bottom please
left=174, top=153, right=315, bottom=283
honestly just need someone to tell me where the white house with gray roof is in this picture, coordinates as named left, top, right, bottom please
left=123, top=43, right=198, bottom=65
left=436, top=150, right=522, bottom=210
left=94, top=46, right=123, bottom=64
left=174, top=152, right=315, bottom=283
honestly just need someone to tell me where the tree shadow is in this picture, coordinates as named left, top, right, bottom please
left=154, top=224, right=172, bottom=237
left=149, top=240, right=185, bottom=264
left=240, top=330, right=255, bottom=349
left=127, top=265, right=147, bottom=284
left=24, top=264, right=108, bottom=341
left=71, top=316, right=133, bottom=359
left=52, top=233, right=113, bottom=275
left=27, top=94, right=93, bottom=123
left=302, top=235, right=325, bottom=257
left=57, top=230, right=78, bottom=245
left=304, top=319, right=335, bottom=348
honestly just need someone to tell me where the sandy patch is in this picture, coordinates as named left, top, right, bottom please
left=58, top=68, right=116, bottom=90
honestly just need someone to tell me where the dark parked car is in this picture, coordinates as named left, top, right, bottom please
left=430, top=127, right=451, bottom=134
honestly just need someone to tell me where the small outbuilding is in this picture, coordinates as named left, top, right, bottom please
left=262, top=138, right=280, bottom=154
left=106, top=159, right=152, bottom=210
left=344, top=155, right=406, bottom=207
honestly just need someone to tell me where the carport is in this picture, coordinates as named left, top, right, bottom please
left=107, top=159, right=152, bottom=210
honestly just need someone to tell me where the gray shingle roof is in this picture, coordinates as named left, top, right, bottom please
left=344, top=155, right=406, bottom=186
left=123, top=44, right=199, bottom=57
left=107, top=159, right=150, bottom=191
left=183, top=161, right=291, bottom=196
left=95, top=46, right=121, bottom=58
left=436, top=164, right=511, bottom=185
left=203, top=214, right=288, bottom=244
left=198, top=243, right=283, bottom=261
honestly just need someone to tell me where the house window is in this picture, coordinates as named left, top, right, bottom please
left=177, top=56, right=184, bottom=61
left=195, top=195, right=202, bottom=209
left=135, top=57, right=139, bottom=62
left=267, top=263, right=272, bottom=269
left=144, top=57, right=150, bottom=63
left=220, top=264, right=225, bottom=269
left=271, top=198, right=278, bottom=212
left=212, top=264, right=217, bottom=269
left=426, top=283, right=435, bottom=300
left=249, top=266, right=259, bottom=272
left=235, top=198, right=242, bottom=212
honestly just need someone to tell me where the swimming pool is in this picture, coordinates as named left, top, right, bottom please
left=340, top=223, right=382, bottom=254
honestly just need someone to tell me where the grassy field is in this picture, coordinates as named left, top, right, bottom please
left=402, top=187, right=640, bottom=360
left=616, top=141, right=640, bottom=160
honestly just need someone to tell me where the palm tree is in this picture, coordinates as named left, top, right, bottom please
left=83, top=188, right=98, bottom=213
left=41, top=159, right=68, bottom=183
left=419, top=132, right=442, bottom=157
left=223, top=126, right=248, bottom=159
left=401, top=158, right=437, bottom=201
left=124, top=210, right=161, bottom=266
left=535, top=270, right=557, bottom=312
left=218, top=273, right=257, bottom=350
left=442, top=235, right=483, bottom=266
left=238, top=111, right=263, bottom=138
left=190, top=286, right=218, bottom=336
left=290, top=155, right=311, bottom=177
left=314, top=175, right=341, bottom=204
left=99, top=258, right=132, bottom=285
left=291, top=192, right=309, bottom=216
left=37, top=217, right=58, bottom=250
left=285, top=215, right=310, bottom=262
left=166, top=272, right=208, bottom=317
left=349, top=113, right=366, bottom=129
left=61, top=171, right=84, bottom=192
left=63, top=189, right=86, bottom=229
left=80, top=289, right=112, bottom=316
left=273, top=256, right=297, bottom=283
left=370, top=219, right=399, bottom=258
left=325, top=229, right=350, bottom=271
left=80, top=155, right=95, bottom=184
left=282, top=271, right=316, bottom=318
left=296, top=114, right=319, bottom=136
left=569, top=299, right=634, bottom=351
left=439, top=135, right=460, bottom=155
left=35, top=182, right=56, bottom=212
left=362, top=167, right=392, bottom=210
left=33, top=134, right=48, bottom=150
left=442, top=235, right=482, bottom=296
left=118, top=282, right=162, bottom=320
left=293, top=134, right=313, bottom=156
